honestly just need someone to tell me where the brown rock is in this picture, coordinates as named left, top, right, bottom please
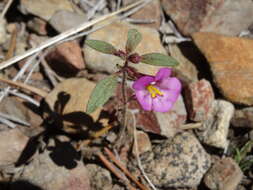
left=204, top=157, right=243, bottom=190
left=132, top=130, right=152, bottom=156
left=0, top=128, right=29, bottom=165
left=46, top=41, right=85, bottom=76
left=44, top=78, right=102, bottom=133
left=192, top=32, right=253, bottom=105
left=123, top=0, right=161, bottom=29
left=184, top=79, right=214, bottom=121
left=161, top=0, right=253, bottom=36
left=84, top=19, right=167, bottom=75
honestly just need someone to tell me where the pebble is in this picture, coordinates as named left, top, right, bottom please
left=49, top=10, right=86, bottom=33
left=184, top=79, right=214, bottom=122
left=231, top=107, right=253, bottom=128
left=196, top=100, right=234, bottom=149
left=141, top=131, right=211, bottom=188
left=84, top=19, right=167, bottom=75
left=132, top=130, right=152, bottom=156
left=0, top=18, right=7, bottom=45
left=204, top=157, right=243, bottom=190
left=20, top=0, right=74, bottom=21
left=161, top=0, right=253, bottom=36
left=0, top=128, right=29, bottom=165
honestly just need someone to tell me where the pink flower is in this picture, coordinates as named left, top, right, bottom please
left=132, top=68, right=181, bottom=112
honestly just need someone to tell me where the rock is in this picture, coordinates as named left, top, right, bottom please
left=84, top=19, right=167, bottom=75
left=20, top=0, right=74, bottom=21
left=86, top=164, right=112, bottom=190
left=0, top=128, right=29, bottom=165
left=141, top=131, right=211, bottom=188
left=184, top=79, right=214, bottom=121
left=27, top=17, right=47, bottom=35
left=0, top=97, right=30, bottom=125
left=231, top=107, right=253, bottom=128
left=204, top=157, right=243, bottom=190
left=123, top=0, right=161, bottom=29
left=132, top=130, right=152, bottom=156
left=0, top=18, right=7, bottom=45
left=129, top=95, right=187, bottom=139
left=192, top=32, right=253, bottom=105
left=169, top=44, right=198, bottom=84
left=196, top=100, right=234, bottom=149
left=46, top=41, right=85, bottom=75
left=161, top=0, right=253, bottom=36
left=49, top=10, right=86, bottom=33
left=44, top=78, right=103, bottom=132
left=14, top=142, right=91, bottom=190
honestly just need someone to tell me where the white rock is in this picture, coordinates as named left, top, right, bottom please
left=197, top=100, right=234, bottom=149
left=0, top=18, right=7, bottom=45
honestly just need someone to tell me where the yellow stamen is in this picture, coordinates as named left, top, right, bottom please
left=146, top=85, right=163, bottom=98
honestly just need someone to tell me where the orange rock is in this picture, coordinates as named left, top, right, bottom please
left=192, top=32, right=253, bottom=105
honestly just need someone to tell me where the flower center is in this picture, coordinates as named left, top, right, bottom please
left=146, top=84, right=163, bottom=98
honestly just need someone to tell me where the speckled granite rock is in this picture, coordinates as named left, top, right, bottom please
left=184, top=79, right=214, bottom=121
left=141, top=131, right=211, bottom=188
left=204, top=157, right=243, bottom=190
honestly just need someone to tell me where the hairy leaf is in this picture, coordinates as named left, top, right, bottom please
left=86, top=75, right=117, bottom=114
left=141, top=53, right=179, bottom=67
left=86, top=39, right=117, bottom=54
left=126, top=29, right=142, bottom=53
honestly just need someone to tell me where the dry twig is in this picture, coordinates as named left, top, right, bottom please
left=0, top=0, right=148, bottom=70
left=0, top=0, right=14, bottom=18
left=104, top=147, right=149, bottom=190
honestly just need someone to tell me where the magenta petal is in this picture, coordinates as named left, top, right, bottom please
left=132, top=76, right=154, bottom=90
left=155, top=68, right=172, bottom=81
left=152, top=97, right=173, bottom=112
left=158, top=77, right=181, bottom=91
left=135, top=90, right=152, bottom=111
left=160, top=89, right=180, bottom=103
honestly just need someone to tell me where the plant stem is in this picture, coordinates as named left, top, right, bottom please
left=115, top=60, right=128, bottom=148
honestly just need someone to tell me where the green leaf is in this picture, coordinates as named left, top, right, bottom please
left=86, top=75, right=118, bottom=114
left=86, top=39, right=117, bottom=54
left=126, top=29, right=142, bottom=53
left=141, top=53, right=179, bottom=67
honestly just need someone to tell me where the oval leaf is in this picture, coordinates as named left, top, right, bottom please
left=141, top=53, right=179, bottom=67
left=126, top=29, right=142, bottom=53
left=86, top=75, right=118, bottom=114
left=86, top=39, right=117, bottom=54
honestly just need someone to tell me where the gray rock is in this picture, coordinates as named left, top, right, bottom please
left=19, top=0, right=74, bottom=21
left=15, top=140, right=91, bottom=190
left=84, top=19, right=167, bottom=76
left=196, top=100, right=234, bottom=149
left=49, top=10, right=86, bottom=33
left=0, top=18, right=7, bottom=45
left=141, top=131, right=211, bottom=188
left=161, top=0, right=253, bottom=36
left=231, top=107, right=253, bottom=128
left=86, top=164, right=112, bottom=190
left=0, top=128, right=29, bottom=165
left=204, top=157, right=243, bottom=190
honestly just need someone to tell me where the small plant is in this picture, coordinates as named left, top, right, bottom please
left=85, top=29, right=182, bottom=141
left=234, top=140, right=253, bottom=171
